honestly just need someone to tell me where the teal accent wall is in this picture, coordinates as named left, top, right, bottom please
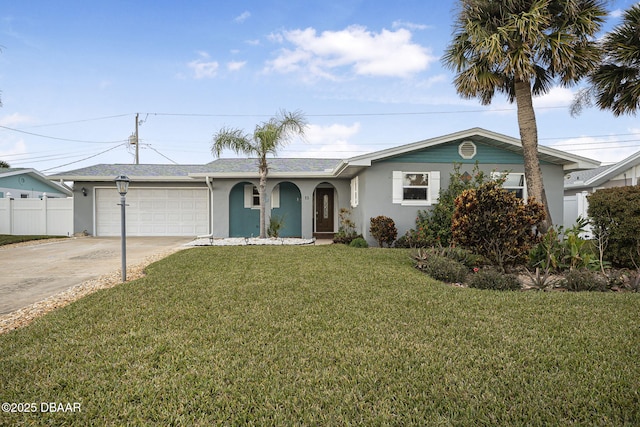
left=229, top=183, right=259, bottom=237
left=271, top=182, right=302, bottom=237
left=378, top=141, right=549, bottom=165
left=0, top=174, right=64, bottom=194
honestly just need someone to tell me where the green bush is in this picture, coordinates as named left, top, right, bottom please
left=404, top=163, right=490, bottom=247
left=588, top=186, right=640, bottom=268
left=369, top=216, right=397, bottom=248
left=349, top=237, right=369, bottom=248
left=468, top=268, right=522, bottom=291
left=267, top=214, right=286, bottom=238
left=529, top=217, right=601, bottom=272
left=560, top=269, right=609, bottom=292
left=413, top=249, right=468, bottom=283
left=452, top=181, right=545, bottom=271
left=333, top=208, right=361, bottom=244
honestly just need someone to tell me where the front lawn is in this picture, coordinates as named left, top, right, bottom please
left=1, top=246, right=638, bottom=425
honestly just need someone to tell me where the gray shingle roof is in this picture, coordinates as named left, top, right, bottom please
left=564, top=165, right=614, bottom=186
left=50, top=158, right=343, bottom=180
left=205, top=158, right=342, bottom=173
left=52, top=164, right=214, bottom=178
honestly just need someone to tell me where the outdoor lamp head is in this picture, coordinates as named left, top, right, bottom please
left=114, top=175, right=130, bottom=196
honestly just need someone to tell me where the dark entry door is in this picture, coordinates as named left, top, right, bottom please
left=315, top=188, right=334, bottom=233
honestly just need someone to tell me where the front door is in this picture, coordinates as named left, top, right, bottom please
left=315, top=187, right=334, bottom=233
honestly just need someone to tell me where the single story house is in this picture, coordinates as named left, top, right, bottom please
left=49, top=128, right=600, bottom=244
left=0, top=168, right=72, bottom=199
left=563, top=148, right=640, bottom=230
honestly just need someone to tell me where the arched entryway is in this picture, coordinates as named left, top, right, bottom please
left=313, top=183, right=337, bottom=238
left=271, top=181, right=302, bottom=237
left=228, top=182, right=259, bottom=237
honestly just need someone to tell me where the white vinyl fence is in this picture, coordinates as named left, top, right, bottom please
left=563, top=191, right=592, bottom=237
left=0, top=196, right=73, bottom=236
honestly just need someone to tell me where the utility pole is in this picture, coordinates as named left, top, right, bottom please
left=134, top=113, right=139, bottom=165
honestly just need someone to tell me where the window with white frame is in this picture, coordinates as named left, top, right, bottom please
left=492, top=172, right=527, bottom=200
left=244, top=185, right=260, bottom=208
left=392, top=171, right=440, bottom=206
left=244, top=184, right=280, bottom=208
left=350, top=176, right=359, bottom=207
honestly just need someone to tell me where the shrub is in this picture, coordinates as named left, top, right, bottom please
left=393, top=228, right=431, bottom=248
left=333, top=208, right=360, bottom=244
left=413, top=249, right=468, bottom=283
left=529, top=217, right=601, bottom=272
left=560, top=269, right=609, bottom=292
left=370, top=216, right=397, bottom=248
left=452, top=181, right=545, bottom=271
left=468, top=268, right=522, bottom=291
left=407, top=163, right=490, bottom=247
left=588, top=186, right=640, bottom=268
left=267, top=215, right=286, bottom=238
left=349, top=237, right=369, bottom=248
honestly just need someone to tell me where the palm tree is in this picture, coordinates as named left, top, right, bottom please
left=443, top=0, right=607, bottom=232
left=212, top=110, right=307, bottom=238
left=576, top=4, right=640, bottom=116
left=0, top=160, right=9, bottom=168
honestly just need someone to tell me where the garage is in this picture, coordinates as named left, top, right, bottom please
left=95, top=188, right=209, bottom=236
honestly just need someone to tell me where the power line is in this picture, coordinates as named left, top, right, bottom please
left=142, top=144, right=179, bottom=164
left=42, top=143, right=127, bottom=172
left=26, top=113, right=133, bottom=128
left=0, top=125, right=127, bottom=144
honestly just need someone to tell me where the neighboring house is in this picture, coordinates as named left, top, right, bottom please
left=0, top=168, right=72, bottom=199
left=49, top=128, right=599, bottom=244
left=563, top=148, right=640, bottom=232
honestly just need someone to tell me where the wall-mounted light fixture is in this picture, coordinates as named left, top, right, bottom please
left=81, top=187, right=87, bottom=197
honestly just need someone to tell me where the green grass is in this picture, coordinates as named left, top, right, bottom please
left=0, top=234, right=67, bottom=246
left=1, top=245, right=638, bottom=425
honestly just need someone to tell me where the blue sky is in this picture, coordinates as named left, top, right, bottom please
left=1, top=0, right=639, bottom=174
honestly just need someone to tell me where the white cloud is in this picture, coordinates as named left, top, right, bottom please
left=610, top=8, right=623, bottom=18
left=187, top=52, right=219, bottom=79
left=547, top=129, right=640, bottom=164
left=234, top=11, right=251, bottom=23
left=0, top=113, right=33, bottom=127
left=284, top=122, right=363, bottom=158
left=533, top=86, right=575, bottom=109
left=227, top=61, right=246, bottom=71
left=0, top=139, right=28, bottom=160
left=391, top=20, right=431, bottom=31
left=265, top=25, right=436, bottom=79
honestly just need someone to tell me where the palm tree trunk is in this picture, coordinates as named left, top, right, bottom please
left=258, top=159, right=268, bottom=239
left=514, top=79, right=552, bottom=233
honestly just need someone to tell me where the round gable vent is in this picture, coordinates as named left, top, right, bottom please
left=458, top=140, right=477, bottom=159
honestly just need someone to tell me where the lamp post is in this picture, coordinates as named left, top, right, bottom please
left=114, top=175, right=130, bottom=282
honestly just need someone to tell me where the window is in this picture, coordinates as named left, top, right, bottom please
left=392, top=171, right=440, bottom=206
left=20, top=193, right=28, bottom=199
left=350, top=176, right=359, bottom=207
left=403, top=173, right=429, bottom=200
left=493, top=172, right=527, bottom=200
left=244, top=184, right=260, bottom=209
left=244, top=184, right=280, bottom=208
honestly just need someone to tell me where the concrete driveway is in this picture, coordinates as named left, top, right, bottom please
left=0, top=236, right=193, bottom=315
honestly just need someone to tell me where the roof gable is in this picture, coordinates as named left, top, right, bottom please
left=565, top=148, right=640, bottom=189
left=376, top=139, right=531, bottom=165
left=342, top=128, right=599, bottom=173
left=0, top=168, right=72, bottom=196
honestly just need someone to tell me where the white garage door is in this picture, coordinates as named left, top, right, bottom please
left=95, top=188, right=209, bottom=236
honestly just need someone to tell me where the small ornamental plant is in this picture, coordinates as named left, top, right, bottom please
left=369, top=216, right=397, bottom=248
